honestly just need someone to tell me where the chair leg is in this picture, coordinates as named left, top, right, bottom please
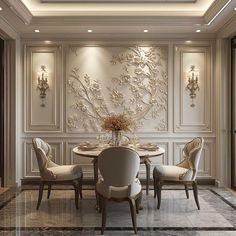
left=95, top=188, right=101, bottom=212
left=157, top=181, right=162, bottom=210
left=128, top=198, right=137, bottom=234
left=184, top=184, right=189, bottom=199
left=37, top=182, right=44, bottom=210
left=98, top=194, right=102, bottom=214
left=96, top=191, right=102, bottom=214
left=79, top=175, right=83, bottom=199
left=101, top=197, right=107, bottom=235
left=73, top=180, right=79, bottom=209
left=47, top=184, right=51, bottom=199
left=135, top=192, right=142, bottom=214
left=153, top=173, right=157, bottom=198
left=192, top=181, right=200, bottom=210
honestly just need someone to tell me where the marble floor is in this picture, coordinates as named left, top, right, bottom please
left=0, top=186, right=235, bottom=235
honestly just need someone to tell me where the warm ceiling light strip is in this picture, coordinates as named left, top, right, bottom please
left=207, top=0, right=232, bottom=25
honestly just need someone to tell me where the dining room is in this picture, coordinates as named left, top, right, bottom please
left=0, top=0, right=236, bottom=235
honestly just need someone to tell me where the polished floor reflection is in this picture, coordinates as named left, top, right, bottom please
left=0, top=186, right=235, bottom=235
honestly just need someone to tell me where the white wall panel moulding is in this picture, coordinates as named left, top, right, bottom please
left=25, top=45, right=63, bottom=132
left=21, top=41, right=216, bottom=182
left=174, top=45, right=213, bottom=133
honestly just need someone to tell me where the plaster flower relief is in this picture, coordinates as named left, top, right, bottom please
left=67, top=46, right=168, bottom=132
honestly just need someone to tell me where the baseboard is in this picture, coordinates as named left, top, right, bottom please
left=21, top=177, right=216, bottom=186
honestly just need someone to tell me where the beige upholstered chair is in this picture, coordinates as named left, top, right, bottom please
left=153, top=137, right=204, bottom=210
left=32, top=138, right=83, bottom=210
left=96, top=147, right=142, bottom=234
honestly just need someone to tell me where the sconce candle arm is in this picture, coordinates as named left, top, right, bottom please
left=37, top=65, right=49, bottom=107
left=186, top=65, right=200, bottom=107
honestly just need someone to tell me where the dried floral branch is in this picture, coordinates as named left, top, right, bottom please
left=101, top=114, right=131, bottom=131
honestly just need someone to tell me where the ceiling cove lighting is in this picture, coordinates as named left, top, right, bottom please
left=196, top=30, right=201, bottom=33
left=35, top=29, right=40, bottom=33
left=207, top=0, right=232, bottom=25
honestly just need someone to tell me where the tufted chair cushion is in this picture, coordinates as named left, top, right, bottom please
left=32, top=138, right=82, bottom=181
left=154, top=138, right=204, bottom=182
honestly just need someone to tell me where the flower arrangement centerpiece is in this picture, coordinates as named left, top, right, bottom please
left=101, top=114, right=131, bottom=146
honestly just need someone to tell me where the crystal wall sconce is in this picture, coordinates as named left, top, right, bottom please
left=186, top=65, right=200, bottom=107
left=37, top=65, right=49, bottom=107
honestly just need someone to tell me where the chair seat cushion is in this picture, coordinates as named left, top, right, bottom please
left=153, top=165, right=192, bottom=181
left=47, top=165, right=82, bottom=181
left=96, top=178, right=141, bottom=199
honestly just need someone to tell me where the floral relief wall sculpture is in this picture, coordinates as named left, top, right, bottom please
left=67, top=46, right=168, bottom=132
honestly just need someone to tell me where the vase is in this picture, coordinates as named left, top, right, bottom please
left=112, top=130, right=122, bottom=146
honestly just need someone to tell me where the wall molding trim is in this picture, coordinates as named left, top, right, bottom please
left=24, top=45, right=63, bottom=133
left=215, top=39, right=231, bottom=187
left=174, top=44, right=213, bottom=133
left=4, top=40, right=17, bottom=186
left=18, top=40, right=222, bottom=186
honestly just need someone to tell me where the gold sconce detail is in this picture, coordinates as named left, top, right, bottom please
left=186, top=65, right=199, bottom=107
left=37, top=65, right=49, bottom=107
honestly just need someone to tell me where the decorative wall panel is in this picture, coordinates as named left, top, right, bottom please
left=21, top=41, right=215, bottom=183
left=25, top=46, right=62, bottom=132
left=174, top=46, right=212, bottom=132
left=24, top=141, right=63, bottom=177
left=66, top=46, right=168, bottom=133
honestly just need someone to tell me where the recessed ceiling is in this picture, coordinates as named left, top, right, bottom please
left=0, top=0, right=235, bottom=38
left=21, top=0, right=214, bottom=17
left=41, top=0, right=196, bottom=2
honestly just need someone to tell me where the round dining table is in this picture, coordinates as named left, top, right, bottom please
left=73, top=145, right=165, bottom=195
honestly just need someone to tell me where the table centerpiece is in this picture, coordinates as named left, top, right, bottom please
left=101, top=114, right=131, bottom=146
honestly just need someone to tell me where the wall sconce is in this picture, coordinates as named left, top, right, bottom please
left=37, top=65, right=49, bottom=107
left=186, top=65, right=200, bottom=107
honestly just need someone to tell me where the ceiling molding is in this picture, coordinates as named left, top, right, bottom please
left=217, top=15, right=236, bottom=38
left=3, top=0, right=32, bottom=24
left=30, top=11, right=204, bottom=17
left=204, top=0, right=232, bottom=25
left=30, top=15, right=204, bottom=26
left=203, top=0, right=236, bottom=33
left=24, top=15, right=207, bottom=36
left=0, top=0, right=234, bottom=38
left=20, top=32, right=216, bottom=40
left=41, top=0, right=196, bottom=2
left=21, top=0, right=213, bottom=17
left=0, top=16, right=19, bottom=39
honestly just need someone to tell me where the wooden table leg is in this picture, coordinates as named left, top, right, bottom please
left=143, top=157, right=151, bottom=195
left=92, top=158, right=99, bottom=211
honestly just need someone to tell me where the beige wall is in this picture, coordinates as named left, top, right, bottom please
left=20, top=40, right=217, bottom=182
